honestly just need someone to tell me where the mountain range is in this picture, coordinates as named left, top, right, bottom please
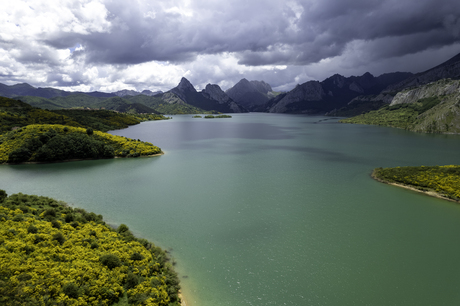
left=1, top=52, right=459, bottom=115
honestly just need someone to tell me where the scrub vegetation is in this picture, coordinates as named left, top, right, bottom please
left=0, top=97, right=163, bottom=163
left=0, top=124, right=161, bottom=163
left=0, top=190, right=181, bottom=306
left=373, top=165, right=460, bottom=201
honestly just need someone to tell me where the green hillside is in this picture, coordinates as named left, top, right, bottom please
left=0, top=96, right=166, bottom=133
left=18, top=92, right=211, bottom=115
left=340, top=79, right=460, bottom=134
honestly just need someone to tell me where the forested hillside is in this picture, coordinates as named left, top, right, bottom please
left=0, top=96, right=167, bottom=133
left=0, top=97, right=164, bottom=163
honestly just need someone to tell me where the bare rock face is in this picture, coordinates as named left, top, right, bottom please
left=268, top=81, right=325, bottom=113
left=390, top=79, right=460, bottom=106
left=170, top=77, right=196, bottom=102
left=225, top=79, right=273, bottom=110
left=204, top=84, right=233, bottom=104
left=202, top=84, right=248, bottom=113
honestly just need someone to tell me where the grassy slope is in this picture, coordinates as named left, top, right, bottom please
left=372, top=166, right=460, bottom=202
left=0, top=191, right=181, bottom=305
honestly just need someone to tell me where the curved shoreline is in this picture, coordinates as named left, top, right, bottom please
left=2, top=151, right=164, bottom=165
left=371, top=169, right=460, bottom=204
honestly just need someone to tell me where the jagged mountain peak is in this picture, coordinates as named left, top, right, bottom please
left=176, top=77, right=196, bottom=92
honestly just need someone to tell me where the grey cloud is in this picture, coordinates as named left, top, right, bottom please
left=34, top=0, right=460, bottom=70
left=3, top=0, right=460, bottom=93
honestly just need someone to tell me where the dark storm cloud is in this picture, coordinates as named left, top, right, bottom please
left=238, top=0, right=460, bottom=66
left=3, top=0, right=460, bottom=92
left=37, top=0, right=460, bottom=69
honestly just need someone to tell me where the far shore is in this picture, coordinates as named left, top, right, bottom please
left=371, top=170, right=460, bottom=204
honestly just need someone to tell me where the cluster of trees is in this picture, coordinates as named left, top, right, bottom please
left=0, top=190, right=182, bottom=305
left=373, top=165, right=460, bottom=201
left=8, top=128, right=115, bottom=163
left=0, top=124, right=162, bottom=164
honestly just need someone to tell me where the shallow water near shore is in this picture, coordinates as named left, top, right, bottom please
left=2, top=113, right=460, bottom=305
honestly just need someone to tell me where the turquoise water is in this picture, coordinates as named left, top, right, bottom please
left=1, top=113, right=460, bottom=305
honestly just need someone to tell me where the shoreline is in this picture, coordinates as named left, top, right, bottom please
left=371, top=170, right=460, bottom=204
left=2, top=151, right=164, bottom=165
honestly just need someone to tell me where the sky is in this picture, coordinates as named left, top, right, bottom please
left=1, top=0, right=460, bottom=93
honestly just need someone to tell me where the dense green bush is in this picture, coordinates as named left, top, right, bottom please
left=100, top=254, right=122, bottom=269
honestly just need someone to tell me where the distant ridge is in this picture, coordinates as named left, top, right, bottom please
left=384, top=52, right=460, bottom=92
left=265, top=72, right=413, bottom=114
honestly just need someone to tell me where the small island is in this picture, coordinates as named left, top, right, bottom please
left=204, top=115, right=232, bottom=119
left=372, top=165, right=460, bottom=203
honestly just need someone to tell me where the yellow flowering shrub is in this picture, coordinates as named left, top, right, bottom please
left=0, top=124, right=161, bottom=163
left=373, top=165, right=460, bottom=201
left=0, top=191, right=181, bottom=305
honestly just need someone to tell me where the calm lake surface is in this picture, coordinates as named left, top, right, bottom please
left=2, top=113, right=460, bottom=305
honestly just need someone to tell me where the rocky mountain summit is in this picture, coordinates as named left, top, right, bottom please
left=202, top=84, right=248, bottom=113
left=225, top=79, right=273, bottom=111
left=167, top=77, right=247, bottom=113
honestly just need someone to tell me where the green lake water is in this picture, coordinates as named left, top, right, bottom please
left=1, top=113, right=460, bottom=305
